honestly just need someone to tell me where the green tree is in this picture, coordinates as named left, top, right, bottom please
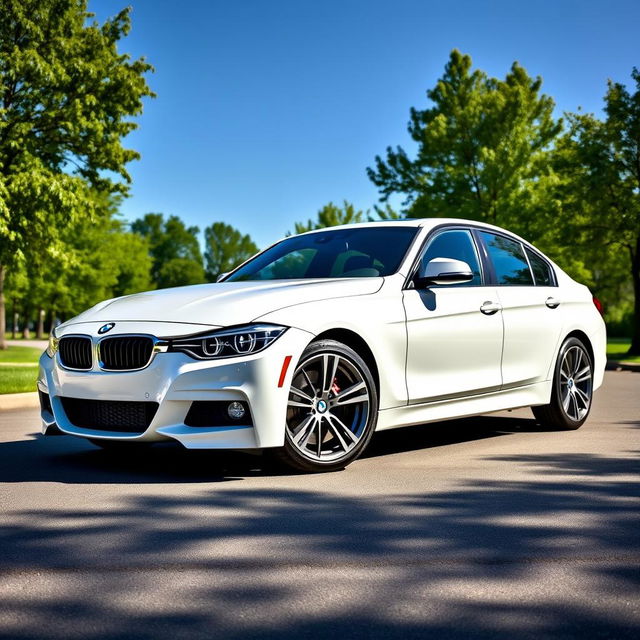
left=204, top=222, right=259, bottom=282
left=157, top=257, right=206, bottom=289
left=0, top=0, right=153, bottom=347
left=131, top=213, right=205, bottom=288
left=293, top=201, right=367, bottom=234
left=555, top=69, right=640, bottom=354
left=371, top=203, right=402, bottom=221
left=3, top=260, right=27, bottom=338
left=4, top=198, right=154, bottom=333
left=107, top=228, right=154, bottom=298
left=42, top=201, right=153, bottom=322
left=367, top=50, right=561, bottom=233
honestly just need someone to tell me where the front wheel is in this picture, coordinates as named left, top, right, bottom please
left=274, top=339, right=378, bottom=472
left=532, top=337, right=594, bottom=430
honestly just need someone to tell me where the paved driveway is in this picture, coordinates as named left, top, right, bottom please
left=0, top=371, right=638, bottom=639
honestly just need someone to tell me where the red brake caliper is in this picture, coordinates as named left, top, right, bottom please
left=331, top=378, right=341, bottom=395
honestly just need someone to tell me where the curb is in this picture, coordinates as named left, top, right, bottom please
left=606, top=360, right=640, bottom=373
left=0, top=392, right=39, bottom=411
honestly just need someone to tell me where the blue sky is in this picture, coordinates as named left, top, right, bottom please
left=92, top=0, right=640, bottom=249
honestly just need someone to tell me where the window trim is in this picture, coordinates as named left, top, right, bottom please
left=223, top=225, right=422, bottom=282
left=475, top=230, right=534, bottom=287
left=404, top=223, right=558, bottom=289
left=475, top=229, right=558, bottom=288
left=524, top=245, right=556, bottom=287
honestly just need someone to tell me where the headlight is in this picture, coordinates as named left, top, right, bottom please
left=168, top=324, right=287, bottom=360
left=46, top=329, right=59, bottom=358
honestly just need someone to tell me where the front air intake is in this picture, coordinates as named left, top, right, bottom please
left=58, top=336, right=93, bottom=370
left=99, top=336, right=154, bottom=371
left=60, top=397, right=158, bottom=433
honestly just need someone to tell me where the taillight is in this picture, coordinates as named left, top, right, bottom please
left=592, top=296, right=604, bottom=316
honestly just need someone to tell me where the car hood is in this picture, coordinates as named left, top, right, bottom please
left=62, top=278, right=384, bottom=332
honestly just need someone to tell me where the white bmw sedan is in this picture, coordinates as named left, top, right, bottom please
left=39, top=219, right=606, bottom=472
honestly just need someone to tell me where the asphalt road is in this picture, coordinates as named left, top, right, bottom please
left=0, top=371, right=638, bottom=639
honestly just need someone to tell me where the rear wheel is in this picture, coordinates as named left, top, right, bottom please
left=274, top=340, right=378, bottom=472
left=532, top=337, right=593, bottom=430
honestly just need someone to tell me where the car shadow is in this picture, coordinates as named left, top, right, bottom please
left=0, top=412, right=547, bottom=485
left=364, top=413, right=546, bottom=459
left=1, top=448, right=638, bottom=639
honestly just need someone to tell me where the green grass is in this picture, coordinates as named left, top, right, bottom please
left=0, top=346, right=43, bottom=393
left=0, top=366, right=39, bottom=394
left=0, top=345, right=44, bottom=363
left=3, top=333, right=49, bottom=341
left=607, top=337, right=640, bottom=363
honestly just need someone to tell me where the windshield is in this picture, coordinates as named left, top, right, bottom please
left=225, top=227, right=419, bottom=281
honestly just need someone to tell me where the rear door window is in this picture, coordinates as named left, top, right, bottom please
left=480, top=232, right=534, bottom=286
left=525, top=248, right=555, bottom=286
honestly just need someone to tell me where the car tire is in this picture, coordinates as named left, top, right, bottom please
left=273, top=339, right=378, bottom=472
left=532, top=336, right=594, bottom=430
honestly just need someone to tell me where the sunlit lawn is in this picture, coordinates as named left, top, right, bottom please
left=606, top=338, right=640, bottom=363
left=0, top=345, right=44, bottom=363
left=0, top=346, right=42, bottom=394
left=0, top=366, right=38, bottom=394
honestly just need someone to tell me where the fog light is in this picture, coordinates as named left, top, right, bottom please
left=227, top=401, right=246, bottom=420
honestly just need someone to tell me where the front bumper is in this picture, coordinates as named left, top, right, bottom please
left=38, top=327, right=313, bottom=449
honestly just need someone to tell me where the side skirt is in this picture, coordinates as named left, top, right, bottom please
left=376, top=381, right=553, bottom=431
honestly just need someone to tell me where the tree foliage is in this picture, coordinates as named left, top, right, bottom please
left=131, top=213, right=205, bottom=288
left=366, top=50, right=640, bottom=343
left=554, top=69, right=640, bottom=353
left=5, top=191, right=153, bottom=332
left=0, top=0, right=153, bottom=346
left=204, top=222, right=258, bottom=282
left=367, top=50, right=561, bottom=232
left=293, top=201, right=367, bottom=234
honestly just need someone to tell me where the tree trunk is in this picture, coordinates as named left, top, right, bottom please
left=49, top=309, right=57, bottom=335
left=629, top=237, right=640, bottom=356
left=0, top=265, right=6, bottom=350
left=12, top=299, right=18, bottom=339
left=21, top=305, right=30, bottom=340
left=36, top=308, right=45, bottom=339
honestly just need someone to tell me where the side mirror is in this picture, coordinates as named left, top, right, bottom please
left=414, top=257, right=474, bottom=288
left=216, top=272, right=229, bottom=283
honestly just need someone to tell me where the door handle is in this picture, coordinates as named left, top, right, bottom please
left=480, top=301, right=502, bottom=315
left=545, top=297, right=561, bottom=309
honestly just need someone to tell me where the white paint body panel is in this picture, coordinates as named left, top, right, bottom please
left=496, top=286, right=565, bottom=387
left=67, top=278, right=383, bottom=329
left=39, top=219, right=607, bottom=453
left=402, top=286, right=503, bottom=403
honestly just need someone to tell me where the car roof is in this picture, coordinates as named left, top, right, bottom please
left=294, top=218, right=515, bottom=236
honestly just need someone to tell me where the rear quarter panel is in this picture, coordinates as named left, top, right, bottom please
left=555, top=270, right=607, bottom=391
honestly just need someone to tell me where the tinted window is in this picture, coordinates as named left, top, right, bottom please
left=526, top=248, right=554, bottom=286
left=419, top=229, right=482, bottom=286
left=480, top=232, right=534, bottom=286
left=226, top=227, right=418, bottom=281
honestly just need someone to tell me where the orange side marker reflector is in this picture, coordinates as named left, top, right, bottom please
left=278, top=355, right=293, bottom=388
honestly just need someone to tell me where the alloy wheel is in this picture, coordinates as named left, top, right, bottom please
left=559, top=345, right=592, bottom=421
left=286, top=352, right=371, bottom=462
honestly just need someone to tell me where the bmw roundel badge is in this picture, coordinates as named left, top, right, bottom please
left=98, top=323, right=115, bottom=335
